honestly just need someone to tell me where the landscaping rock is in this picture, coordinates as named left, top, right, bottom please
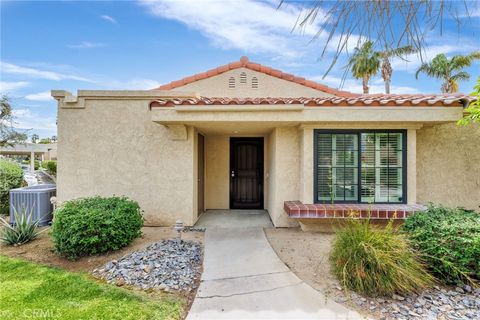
left=368, top=287, right=480, bottom=319
left=92, top=239, right=203, bottom=293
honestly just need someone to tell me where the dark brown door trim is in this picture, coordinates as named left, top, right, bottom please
left=229, top=137, right=264, bottom=209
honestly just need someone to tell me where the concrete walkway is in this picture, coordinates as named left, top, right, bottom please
left=188, top=212, right=365, bottom=319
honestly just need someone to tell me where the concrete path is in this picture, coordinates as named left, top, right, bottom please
left=195, top=209, right=273, bottom=228
left=188, top=218, right=365, bottom=319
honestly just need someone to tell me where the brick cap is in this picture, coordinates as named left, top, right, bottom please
left=284, top=201, right=427, bottom=219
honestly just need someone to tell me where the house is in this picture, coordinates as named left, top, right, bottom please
left=51, top=57, right=479, bottom=229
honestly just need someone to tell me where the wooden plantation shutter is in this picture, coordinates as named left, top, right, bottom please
left=360, top=132, right=404, bottom=203
left=316, top=133, right=358, bottom=202
left=315, top=130, right=405, bottom=204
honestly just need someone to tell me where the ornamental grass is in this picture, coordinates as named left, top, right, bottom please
left=330, top=216, right=434, bottom=296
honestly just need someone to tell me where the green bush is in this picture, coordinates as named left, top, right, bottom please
left=0, top=160, right=23, bottom=215
left=330, top=219, right=434, bottom=296
left=42, top=160, right=57, bottom=175
left=0, top=206, right=42, bottom=246
left=403, top=205, right=480, bottom=284
left=52, top=196, right=143, bottom=260
left=22, top=159, right=39, bottom=170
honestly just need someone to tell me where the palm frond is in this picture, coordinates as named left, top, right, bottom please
left=451, top=71, right=470, bottom=82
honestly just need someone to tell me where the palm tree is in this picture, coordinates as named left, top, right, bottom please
left=348, top=41, right=381, bottom=94
left=379, top=46, right=416, bottom=94
left=415, top=52, right=480, bottom=93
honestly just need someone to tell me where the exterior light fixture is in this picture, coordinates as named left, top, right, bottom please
left=175, top=219, right=184, bottom=242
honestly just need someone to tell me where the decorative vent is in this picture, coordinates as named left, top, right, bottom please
left=228, top=77, right=236, bottom=88
left=251, top=77, right=259, bottom=89
left=240, top=72, right=247, bottom=84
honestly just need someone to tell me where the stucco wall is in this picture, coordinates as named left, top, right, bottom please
left=267, top=127, right=300, bottom=227
left=57, top=99, right=196, bottom=226
left=417, top=123, right=480, bottom=211
left=172, top=68, right=334, bottom=98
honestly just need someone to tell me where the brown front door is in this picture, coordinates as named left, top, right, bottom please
left=197, top=134, right=205, bottom=216
left=230, top=137, right=264, bottom=209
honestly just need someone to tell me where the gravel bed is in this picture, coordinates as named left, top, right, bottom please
left=92, top=239, right=203, bottom=293
left=338, top=285, right=480, bottom=320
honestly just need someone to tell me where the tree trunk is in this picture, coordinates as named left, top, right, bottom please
left=441, top=81, right=450, bottom=94
left=381, top=56, right=392, bottom=94
left=385, top=80, right=391, bottom=94
left=362, top=75, right=369, bottom=94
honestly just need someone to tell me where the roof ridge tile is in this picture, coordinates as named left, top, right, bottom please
left=154, top=56, right=357, bottom=97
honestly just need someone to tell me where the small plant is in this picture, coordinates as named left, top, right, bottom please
left=52, top=196, right=143, bottom=260
left=0, top=160, right=23, bottom=215
left=403, top=205, right=480, bottom=285
left=41, top=160, right=57, bottom=175
left=0, top=206, right=44, bottom=246
left=330, top=217, right=434, bottom=296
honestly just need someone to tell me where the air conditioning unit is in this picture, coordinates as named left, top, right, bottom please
left=10, top=184, right=56, bottom=226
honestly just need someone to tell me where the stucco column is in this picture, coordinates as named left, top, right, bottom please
left=30, top=151, right=35, bottom=172
left=407, top=129, right=417, bottom=204
left=300, top=128, right=314, bottom=203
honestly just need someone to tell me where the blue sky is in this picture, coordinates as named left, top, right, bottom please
left=1, top=0, right=479, bottom=138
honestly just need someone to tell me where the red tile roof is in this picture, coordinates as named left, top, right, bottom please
left=150, top=94, right=474, bottom=108
left=154, top=56, right=355, bottom=97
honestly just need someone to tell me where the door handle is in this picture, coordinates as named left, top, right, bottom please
left=231, top=171, right=235, bottom=177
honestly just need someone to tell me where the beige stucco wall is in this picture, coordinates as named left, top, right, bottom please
left=417, top=122, right=480, bottom=211
left=172, top=68, right=335, bottom=98
left=267, top=127, right=301, bottom=227
left=57, top=99, right=196, bottom=226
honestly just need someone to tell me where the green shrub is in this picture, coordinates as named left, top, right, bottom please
left=0, top=206, right=43, bottom=246
left=0, top=160, right=23, bottom=215
left=330, top=219, right=434, bottom=296
left=402, top=205, right=480, bottom=284
left=41, top=160, right=57, bottom=175
left=22, top=159, right=39, bottom=170
left=52, top=196, right=143, bottom=260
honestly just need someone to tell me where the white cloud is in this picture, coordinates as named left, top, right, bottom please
left=12, top=108, right=56, bottom=131
left=0, top=81, right=29, bottom=93
left=138, top=0, right=326, bottom=58
left=0, top=61, right=92, bottom=82
left=68, top=41, right=107, bottom=49
left=101, top=78, right=162, bottom=90
left=390, top=42, right=480, bottom=73
left=101, top=15, right=117, bottom=23
left=24, top=91, right=53, bottom=101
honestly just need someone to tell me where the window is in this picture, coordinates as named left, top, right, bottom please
left=228, top=77, right=236, bottom=88
left=251, top=77, right=259, bottom=88
left=240, top=72, right=247, bottom=84
left=314, top=130, right=406, bottom=203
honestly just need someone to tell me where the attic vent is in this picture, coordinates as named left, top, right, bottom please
left=251, top=77, right=259, bottom=89
left=228, top=77, right=236, bottom=89
left=240, top=72, right=247, bottom=84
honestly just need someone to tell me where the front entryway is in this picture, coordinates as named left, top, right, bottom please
left=229, top=137, right=264, bottom=209
left=195, top=210, right=273, bottom=228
